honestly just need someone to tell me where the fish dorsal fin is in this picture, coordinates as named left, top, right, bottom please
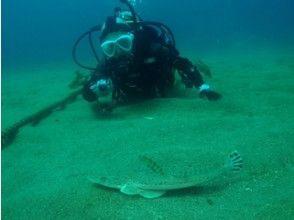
left=120, top=182, right=166, bottom=198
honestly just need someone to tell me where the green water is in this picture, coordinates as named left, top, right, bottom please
left=2, top=44, right=294, bottom=219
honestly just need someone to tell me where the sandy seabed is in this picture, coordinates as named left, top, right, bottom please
left=2, top=45, right=294, bottom=219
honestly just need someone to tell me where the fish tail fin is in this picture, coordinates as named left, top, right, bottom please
left=225, top=151, right=243, bottom=172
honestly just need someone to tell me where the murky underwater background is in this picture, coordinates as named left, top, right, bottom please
left=3, top=0, right=294, bottom=69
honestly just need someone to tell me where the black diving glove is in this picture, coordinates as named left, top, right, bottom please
left=199, top=84, right=222, bottom=101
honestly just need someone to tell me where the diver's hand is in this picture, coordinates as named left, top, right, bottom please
left=199, top=84, right=222, bottom=101
left=200, top=90, right=222, bottom=101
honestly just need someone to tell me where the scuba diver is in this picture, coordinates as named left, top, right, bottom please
left=73, top=0, right=221, bottom=111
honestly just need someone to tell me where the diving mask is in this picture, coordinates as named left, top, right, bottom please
left=101, top=32, right=134, bottom=58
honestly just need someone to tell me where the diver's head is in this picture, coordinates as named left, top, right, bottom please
left=100, top=13, right=135, bottom=59
left=101, top=31, right=134, bottom=59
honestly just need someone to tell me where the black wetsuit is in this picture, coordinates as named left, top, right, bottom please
left=82, top=23, right=204, bottom=102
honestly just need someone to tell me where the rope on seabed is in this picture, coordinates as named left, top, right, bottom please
left=1, top=71, right=91, bottom=149
left=1, top=88, right=83, bottom=149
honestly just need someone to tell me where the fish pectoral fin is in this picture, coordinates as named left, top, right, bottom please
left=139, top=189, right=166, bottom=199
left=120, top=183, right=166, bottom=198
left=120, top=183, right=141, bottom=195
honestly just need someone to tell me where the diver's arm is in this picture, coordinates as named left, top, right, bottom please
left=173, top=57, right=221, bottom=101
left=173, top=57, right=204, bottom=87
